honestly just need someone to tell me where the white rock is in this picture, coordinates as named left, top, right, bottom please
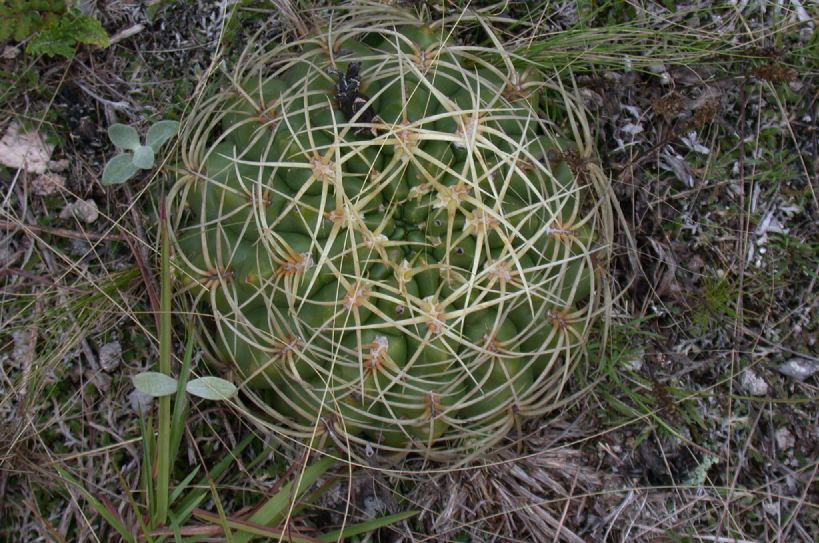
left=740, top=369, right=769, bottom=396
left=60, top=199, right=99, bottom=224
left=31, top=172, right=66, bottom=196
left=98, top=341, right=122, bottom=372
left=775, top=427, right=795, bottom=451
left=777, top=358, right=819, bottom=381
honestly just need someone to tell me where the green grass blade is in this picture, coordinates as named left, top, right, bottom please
left=57, top=467, right=136, bottom=543
left=169, top=465, right=200, bottom=504
left=155, top=200, right=173, bottom=527
left=232, top=455, right=336, bottom=543
left=116, top=469, right=152, bottom=541
left=193, top=510, right=322, bottom=542
left=139, top=415, right=156, bottom=522
left=318, top=510, right=419, bottom=542
left=169, top=330, right=195, bottom=464
left=173, top=435, right=254, bottom=522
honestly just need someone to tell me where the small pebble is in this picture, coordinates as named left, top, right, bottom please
left=31, top=172, right=66, bottom=196
left=777, top=358, right=819, bottom=381
left=774, top=427, right=794, bottom=451
left=98, top=341, right=122, bottom=372
left=60, top=199, right=99, bottom=224
left=740, top=369, right=769, bottom=396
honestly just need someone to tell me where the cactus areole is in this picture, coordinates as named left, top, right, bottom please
left=169, top=9, right=608, bottom=464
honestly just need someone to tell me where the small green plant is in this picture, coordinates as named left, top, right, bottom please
left=102, top=121, right=179, bottom=185
left=134, top=371, right=237, bottom=400
left=691, top=275, right=742, bottom=334
left=0, top=2, right=108, bottom=58
left=0, top=0, right=66, bottom=43
left=26, top=9, right=108, bottom=58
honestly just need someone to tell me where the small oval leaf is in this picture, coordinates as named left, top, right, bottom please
left=108, top=124, right=140, bottom=150
left=146, top=120, right=179, bottom=152
left=133, top=372, right=178, bottom=397
left=186, top=377, right=237, bottom=401
left=132, top=145, right=155, bottom=169
left=102, top=153, right=140, bottom=185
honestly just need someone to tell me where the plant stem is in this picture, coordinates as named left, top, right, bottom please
left=155, top=199, right=172, bottom=528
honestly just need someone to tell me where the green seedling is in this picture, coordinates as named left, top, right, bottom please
left=102, top=120, right=179, bottom=185
left=133, top=371, right=237, bottom=401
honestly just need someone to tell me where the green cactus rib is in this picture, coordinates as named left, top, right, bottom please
left=168, top=9, right=608, bottom=463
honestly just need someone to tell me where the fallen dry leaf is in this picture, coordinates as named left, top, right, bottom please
left=0, top=122, right=54, bottom=174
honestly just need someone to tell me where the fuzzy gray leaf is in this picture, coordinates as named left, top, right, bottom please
left=101, top=153, right=139, bottom=185
left=133, top=371, right=178, bottom=397
left=145, top=120, right=179, bottom=152
left=132, top=145, right=155, bottom=169
left=108, top=124, right=140, bottom=150
left=186, top=377, right=237, bottom=401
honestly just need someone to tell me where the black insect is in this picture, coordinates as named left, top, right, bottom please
left=331, top=62, right=378, bottom=137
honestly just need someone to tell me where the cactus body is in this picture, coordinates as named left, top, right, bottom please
left=170, top=9, right=606, bottom=462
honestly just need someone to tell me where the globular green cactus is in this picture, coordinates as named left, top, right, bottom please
left=168, top=4, right=609, bottom=464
